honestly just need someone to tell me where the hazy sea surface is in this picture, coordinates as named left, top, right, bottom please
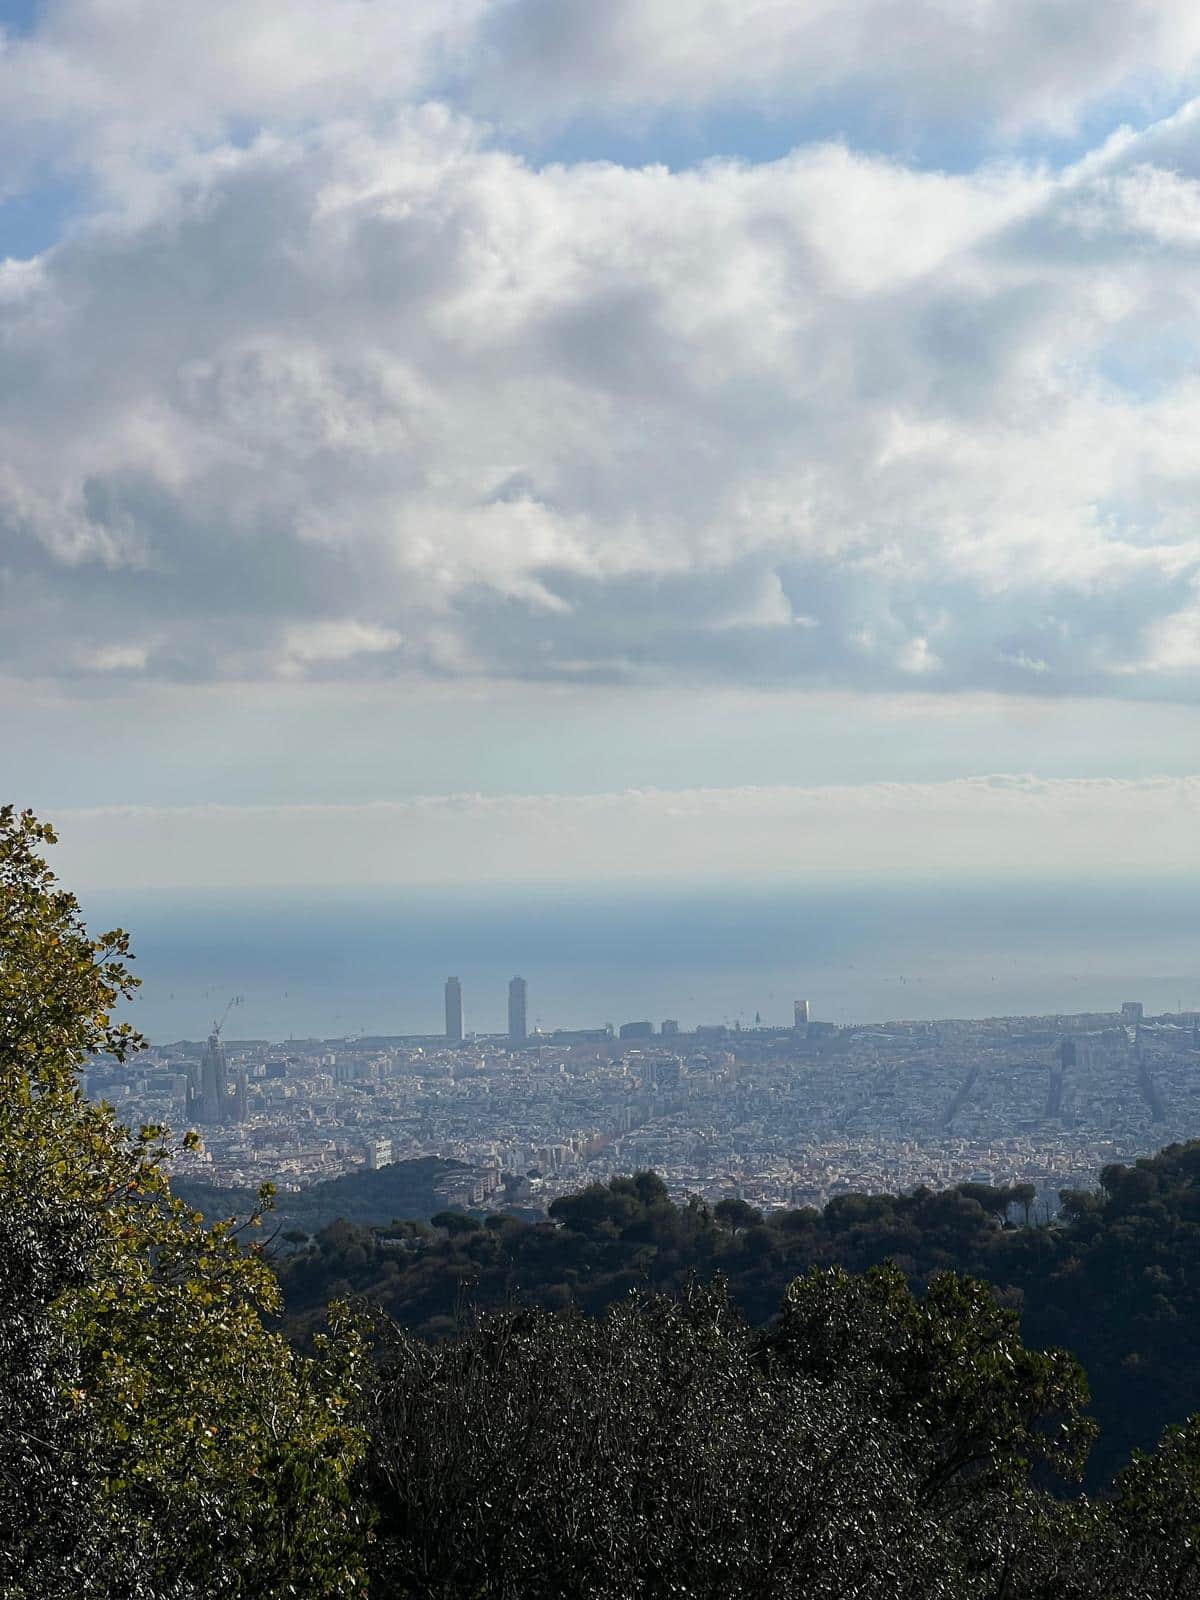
left=79, top=879, right=1200, bottom=1046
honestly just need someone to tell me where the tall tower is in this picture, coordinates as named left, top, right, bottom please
left=233, top=1067, right=249, bottom=1125
left=445, top=976, right=464, bottom=1043
left=199, top=1029, right=229, bottom=1124
left=794, top=999, right=810, bottom=1029
left=508, top=976, right=528, bottom=1043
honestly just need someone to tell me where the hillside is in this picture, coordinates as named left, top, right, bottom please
left=175, top=1155, right=465, bottom=1235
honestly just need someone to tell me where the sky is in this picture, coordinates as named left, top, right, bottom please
left=4, top=0, right=1200, bottom=890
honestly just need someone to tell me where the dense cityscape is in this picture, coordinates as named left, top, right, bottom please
left=86, top=978, right=1200, bottom=1217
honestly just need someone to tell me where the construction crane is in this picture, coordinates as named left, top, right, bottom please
left=212, top=994, right=243, bottom=1037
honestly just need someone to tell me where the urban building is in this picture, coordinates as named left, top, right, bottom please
left=197, top=1029, right=229, bottom=1124
left=508, top=976, right=528, bottom=1043
left=445, top=976, right=464, bottom=1043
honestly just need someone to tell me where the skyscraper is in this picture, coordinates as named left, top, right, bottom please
left=794, top=999, right=810, bottom=1029
left=445, top=976, right=464, bottom=1043
left=508, top=975, right=527, bottom=1043
left=199, top=1028, right=229, bottom=1124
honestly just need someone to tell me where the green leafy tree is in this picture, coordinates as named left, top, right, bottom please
left=1011, top=1184, right=1038, bottom=1228
left=1102, top=1415, right=1200, bottom=1597
left=760, top=1263, right=1097, bottom=1597
left=365, top=1283, right=966, bottom=1600
left=713, top=1196, right=763, bottom=1233
left=763, top=1264, right=1096, bottom=1507
left=430, top=1210, right=482, bottom=1237
left=0, top=807, right=367, bottom=1598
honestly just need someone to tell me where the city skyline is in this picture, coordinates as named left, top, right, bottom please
left=95, top=992, right=1195, bottom=1226
left=171, top=984, right=1190, bottom=1052
left=80, top=869, right=1200, bottom=1051
left=146, top=955, right=1192, bottom=1054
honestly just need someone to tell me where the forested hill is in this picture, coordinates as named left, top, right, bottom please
left=175, top=1154, right=464, bottom=1234
left=275, top=1141, right=1200, bottom=1486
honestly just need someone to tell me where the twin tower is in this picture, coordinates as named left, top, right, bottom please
left=444, top=975, right=527, bottom=1044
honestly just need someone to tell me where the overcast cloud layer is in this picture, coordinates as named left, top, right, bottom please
left=2, top=2, right=1200, bottom=706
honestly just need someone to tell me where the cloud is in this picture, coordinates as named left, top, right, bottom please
left=47, top=775, right=1200, bottom=889
left=277, top=618, right=403, bottom=675
left=4, top=0, right=1200, bottom=174
left=468, top=0, right=1200, bottom=144
left=4, top=20, right=1200, bottom=701
left=0, top=0, right=486, bottom=189
left=83, top=642, right=150, bottom=673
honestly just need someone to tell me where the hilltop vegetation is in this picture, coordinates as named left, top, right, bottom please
left=175, top=1154, right=464, bottom=1236
left=364, top=1267, right=1098, bottom=1600
left=277, top=1145, right=1200, bottom=1486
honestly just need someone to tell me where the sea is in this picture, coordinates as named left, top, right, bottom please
left=79, top=878, right=1200, bottom=1046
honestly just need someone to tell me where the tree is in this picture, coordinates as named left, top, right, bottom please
left=759, top=1263, right=1097, bottom=1596
left=0, top=807, right=367, bottom=1598
left=1102, top=1415, right=1200, bottom=1597
left=714, top=1196, right=763, bottom=1233
left=1011, top=1184, right=1038, bottom=1229
left=365, top=1284, right=966, bottom=1600
left=431, top=1210, right=482, bottom=1237
left=763, top=1264, right=1095, bottom=1509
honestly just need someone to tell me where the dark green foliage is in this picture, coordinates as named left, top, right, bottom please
left=276, top=1169, right=1014, bottom=1349
left=713, top=1196, right=763, bottom=1231
left=366, top=1283, right=975, bottom=1600
left=1104, top=1416, right=1200, bottom=1596
left=430, top=1210, right=482, bottom=1236
left=0, top=1174, right=138, bottom=1597
left=277, top=1145, right=1200, bottom=1488
left=766, top=1264, right=1095, bottom=1502
left=358, top=1257, right=1200, bottom=1598
left=175, top=1153, right=464, bottom=1234
left=1015, top=1143, right=1200, bottom=1484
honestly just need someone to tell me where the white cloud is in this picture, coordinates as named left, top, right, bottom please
left=468, top=0, right=1200, bottom=140
left=83, top=642, right=150, bottom=673
left=898, top=637, right=941, bottom=676
left=1133, top=591, right=1200, bottom=672
left=4, top=0, right=1200, bottom=177
left=46, top=775, right=1200, bottom=889
left=4, top=14, right=1200, bottom=702
left=278, top=618, right=402, bottom=674
left=0, top=0, right=486, bottom=189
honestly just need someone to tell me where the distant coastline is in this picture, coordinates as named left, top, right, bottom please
left=82, top=878, right=1200, bottom=1045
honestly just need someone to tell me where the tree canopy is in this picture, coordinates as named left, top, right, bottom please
left=0, top=806, right=367, bottom=1599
